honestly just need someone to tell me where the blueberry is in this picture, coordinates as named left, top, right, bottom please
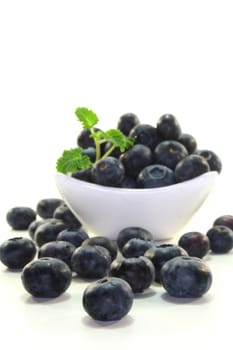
left=178, top=231, right=210, bottom=258
left=81, top=236, right=118, bottom=261
left=174, top=154, right=210, bottom=182
left=194, top=149, right=222, bottom=173
left=110, top=256, right=155, bottom=293
left=153, top=140, right=188, bottom=170
left=82, top=147, right=96, bottom=162
left=71, top=245, right=111, bottom=279
left=119, top=176, right=137, bottom=188
left=137, top=164, right=175, bottom=188
left=144, top=243, right=188, bottom=283
left=34, top=221, right=68, bottom=247
left=38, top=240, right=76, bottom=268
left=77, top=127, right=101, bottom=149
left=28, top=218, right=62, bottom=240
left=117, top=112, right=140, bottom=136
left=21, top=257, right=72, bottom=298
left=178, top=133, right=197, bottom=154
left=91, top=157, right=125, bottom=187
left=71, top=166, right=93, bottom=183
left=53, top=205, right=82, bottom=229
left=206, top=225, right=233, bottom=253
left=82, top=277, right=134, bottom=321
left=213, top=215, right=233, bottom=230
left=160, top=256, right=213, bottom=298
left=120, top=144, right=152, bottom=179
left=57, top=228, right=89, bottom=247
left=36, top=198, right=64, bottom=219
left=129, top=124, right=161, bottom=151
left=6, top=207, right=36, bottom=230
left=0, top=237, right=36, bottom=269
left=156, top=114, right=182, bottom=140
left=104, top=141, right=122, bottom=158
left=116, top=226, right=153, bottom=252
left=121, top=238, right=155, bottom=258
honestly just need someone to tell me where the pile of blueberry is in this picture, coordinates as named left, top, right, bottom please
left=1, top=200, right=233, bottom=322
left=72, top=113, right=222, bottom=188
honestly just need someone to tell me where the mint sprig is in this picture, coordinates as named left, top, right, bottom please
left=56, top=107, right=135, bottom=174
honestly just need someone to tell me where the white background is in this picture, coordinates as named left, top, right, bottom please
left=0, top=1, right=233, bottom=349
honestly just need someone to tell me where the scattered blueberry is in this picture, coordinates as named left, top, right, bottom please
left=28, top=218, right=62, bottom=240
left=57, top=228, right=89, bottom=247
left=0, top=237, right=36, bottom=269
left=213, top=215, right=233, bottom=230
left=82, top=277, right=134, bottom=321
left=116, top=226, right=153, bottom=252
left=36, top=198, right=64, bottom=219
left=144, top=243, right=188, bottom=283
left=38, top=240, right=76, bottom=268
left=81, top=236, right=118, bottom=261
left=53, top=205, right=82, bottom=229
left=34, top=221, right=68, bottom=247
left=110, top=256, right=155, bottom=293
left=71, top=245, right=111, bottom=279
left=21, top=257, right=72, bottom=298
left=206, top=225, right=233, bottom=253
left=160, top=256, right=213, bottom=298
left=178, top=231, right=210, bottom=258
left=6, top=207, right=36, bottom=230
left=121, top=238, right=155, bottom=258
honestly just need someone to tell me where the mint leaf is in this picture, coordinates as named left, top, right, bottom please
left=75, top=107, right=99, bottom=129
left=104, top=129, right=133, bottom=152
left=56, top=148, right=92, bottom=174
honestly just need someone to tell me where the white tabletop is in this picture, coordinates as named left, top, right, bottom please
left=1, top=1, right=233, bottom=349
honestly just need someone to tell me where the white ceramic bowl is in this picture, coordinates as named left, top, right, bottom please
left=55, top=171, right=218, bottom=241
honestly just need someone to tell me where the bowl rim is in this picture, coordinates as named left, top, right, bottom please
left=56, top=171, right=218, bottom=194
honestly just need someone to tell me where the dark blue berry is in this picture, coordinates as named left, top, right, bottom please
left=57, top=228, right=89, bottom=247
left=206, top=225, right=233, bottom=253
left=36, top=198, right=64, bottom=219
left=144, top=243, right=188, bottom=283
left=81, top=236, right=118, bottom=261
left=137, top=164, right=175, bottom=188
left=28, top=218, right=62, bottom=240
left=178, top=133, right=197, bottom=154
left=91, top=157, right=125, bottom=187
left=129, top=124, right=162, bottom=151
left=0, top=237, right=36, bottom=269
left=160, top=256, right=212, bottom=298
left=34, top=221, right=68, bottom=247
left=121, top=238, right=155, bottom=258
left=53, top=205, right=82, bottom=229
left=117, top=112, right=140, bottom=136
left=178, top=231, right=210, bottom=258
left=6, top=207, right=36, bottom=230
left=157, top=114, right=182, bottom=140
left=213, top=215, right=233, bottom=230
left=82, top=147, right=96, bottom=162
left=71, top=166, right=93, bottom=183
left=82, top=277, right=134, bottom=321
left=153, top=140, right=188, bottom=170
left=110, top=256, right=155, bottom=293
left=38, top=240, right=76, bottom=268
left=116, top=226, right=153, bottom=252
left=71, top=245, right=111, bottom=279
left=77, top=127, right=100, bottom=149
left=194, top=149, right=222, bottom=173
left=21, top=257, right=72, bottom=298
left=120, top=144, right=152, bottom=179
left=174, top=154, right=210, bottom=182
left=119, top=176, right=137, bottom=188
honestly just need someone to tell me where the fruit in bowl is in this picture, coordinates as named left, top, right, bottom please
left=55, top=108, right=221, bottom=241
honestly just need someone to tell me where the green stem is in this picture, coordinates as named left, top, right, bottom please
left=102, top=144, right=116, bottom=158
left=90, top=127, right=101, bottom=161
